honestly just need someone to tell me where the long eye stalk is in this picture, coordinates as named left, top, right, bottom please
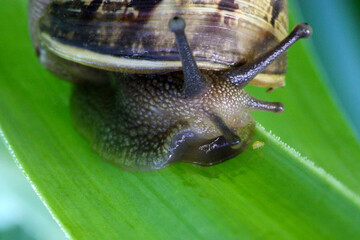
left=169, top=16, right=207, bottom=98
left=224, top=23, right=312, bottom=88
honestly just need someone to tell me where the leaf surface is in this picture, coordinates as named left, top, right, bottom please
left=0, top=0, right=359, bottom=239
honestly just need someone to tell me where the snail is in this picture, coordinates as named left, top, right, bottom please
left=29, top=0, right=312, bottom=171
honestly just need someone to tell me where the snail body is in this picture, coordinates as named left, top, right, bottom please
left=72, top=70, right=257, bottom=170
left=29, top=0, right=312, bottom=171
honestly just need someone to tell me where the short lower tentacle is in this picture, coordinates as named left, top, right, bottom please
left=246, top=95, right=284, bottom=113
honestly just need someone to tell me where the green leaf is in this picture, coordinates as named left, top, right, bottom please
left=1, top=0, right=360, bottom=239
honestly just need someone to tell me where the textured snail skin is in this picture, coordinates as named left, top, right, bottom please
left=70, top=17, right=311, bottom=171
left=71, top=71, right=256, bottom=171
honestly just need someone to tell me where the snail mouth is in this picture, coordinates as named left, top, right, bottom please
left=166, top=112, right=255, bottom=166
left=168, top=131, right=250, bottom=166
left=182, top=136, right=249, bottom=166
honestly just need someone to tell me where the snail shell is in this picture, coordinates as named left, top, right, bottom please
left=30, top=0, right=288, bottom=88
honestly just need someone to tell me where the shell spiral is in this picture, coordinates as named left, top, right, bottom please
left=29, top=0, right=288, bottom=88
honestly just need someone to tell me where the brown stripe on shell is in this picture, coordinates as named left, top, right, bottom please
left=39, top=0, right=163, bottom=57
left=218, top=0, right=239, bottom=11
left=270, top=0, right=284, bottom=27
left=131, top=0, right=162, bottom=22
left=81, top=0, right=103, bottom=19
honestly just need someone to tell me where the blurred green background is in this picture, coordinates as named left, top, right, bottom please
left=0, top=0, right=359, bottom=239
left=295, top=0, right=360, bottom=140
